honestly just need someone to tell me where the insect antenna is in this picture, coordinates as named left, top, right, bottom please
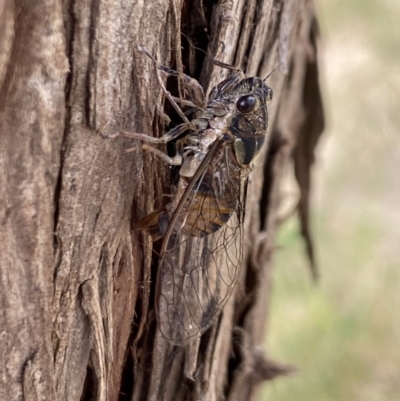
left=263, top=63, right=282, bottom=81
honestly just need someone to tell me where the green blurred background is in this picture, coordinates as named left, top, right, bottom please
left=262, top=0, right=400, bottom=400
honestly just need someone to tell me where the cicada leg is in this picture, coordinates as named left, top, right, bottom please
left=120, top=122, right=193, bottom=164
left=119, top=121, right=192, bottom=144
left=139, top=47, right=206, bottom=110
left=139, top=144, right=182, bottom=165
left=117, top=47, right=205, bottom=165
left=170, top=96, right=201, bottom=109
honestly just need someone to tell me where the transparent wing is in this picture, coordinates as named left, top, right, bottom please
left=155, top=142, right=247, bottom=344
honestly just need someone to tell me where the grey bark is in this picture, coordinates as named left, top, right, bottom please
left=0, top=1, right=324, bottom=400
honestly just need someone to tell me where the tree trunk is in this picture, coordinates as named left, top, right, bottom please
left=0, top=1, right=324, bottom=400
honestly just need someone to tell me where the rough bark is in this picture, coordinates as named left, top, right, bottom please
left=0, top=1, right=324, bottom=401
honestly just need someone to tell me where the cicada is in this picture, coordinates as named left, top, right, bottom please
left=124, top=51, right=273, bottom=344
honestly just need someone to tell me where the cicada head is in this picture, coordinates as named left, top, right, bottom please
left=207, top=74, right=273, bottom=167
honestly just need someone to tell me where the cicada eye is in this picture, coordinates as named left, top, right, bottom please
left=236, top=95, right=257, bottom=114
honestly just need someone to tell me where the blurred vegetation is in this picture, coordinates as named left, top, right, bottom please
left=262, top=0, right=400, bottom=400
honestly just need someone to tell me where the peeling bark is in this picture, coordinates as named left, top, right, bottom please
left=0, top=1, right=324, bottom=400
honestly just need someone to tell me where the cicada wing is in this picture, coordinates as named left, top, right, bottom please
left=155, top=144, right=246, bottom=344
left=157, top=215, right=243, bottom=344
